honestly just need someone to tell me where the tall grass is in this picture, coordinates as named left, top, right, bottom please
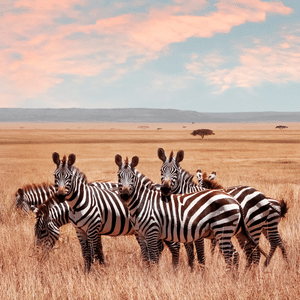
left=0, top=125, right=300, bottom=299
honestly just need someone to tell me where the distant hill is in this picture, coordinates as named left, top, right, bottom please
left=0, top=108, right=299, bottom=123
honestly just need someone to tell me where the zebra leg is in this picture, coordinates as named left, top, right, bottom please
left=210, top=238, right=217, bottom=256
left=184, top=242, right=195, bottom=270
left=164, top=240, right=181, bottom=268
left=75, top=229, right=92, bottom=272
left=236, top=232, right=256, bottom=269
left=195, top=237, right=205, bottom=269
left=94, top=235, right=105, bottom=265
left=135, top=235, right=150, bottom=263
left=157, top=239, right=164, bottom=256
left=262, top=227, right=287, bottom=267
left=146, top=232, right=160, bottom=264
left=216, top=235, right=239, bottom=271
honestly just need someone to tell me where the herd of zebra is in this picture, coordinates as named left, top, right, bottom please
left=15, top=148, right=288, bottom=273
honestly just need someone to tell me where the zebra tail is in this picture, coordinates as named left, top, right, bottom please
left=279, top=199, right=288, bottom=218
left=237, top=203, right=268, bottom=258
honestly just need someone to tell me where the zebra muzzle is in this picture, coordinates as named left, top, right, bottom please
left=56, top=187, right=66, bottom=202
left=161, top=181, right=171, bottom=197
left=120, top=188, right=131, bottom=202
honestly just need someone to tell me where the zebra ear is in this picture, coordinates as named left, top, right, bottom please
left=68, top=154, right=76, bottom=166
left=52, top=152, right=60, bottom=166
left=17, top=188, right=24, bottom=197
left=115, top=154, right=123, bottom=167
left=176, top=150, right=184, bottom=164
left=158, top=148, right=166, bottom=162
left=209, top=171, right=216, bottom=181
left=131, top=156, right=139, bottom=169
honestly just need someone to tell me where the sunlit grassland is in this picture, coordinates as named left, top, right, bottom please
left=0, top=124, right=300, bottom=299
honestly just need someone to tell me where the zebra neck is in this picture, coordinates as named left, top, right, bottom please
left=49, top=203, right=69, bottom=227
left=179, top=169, right=202, bottom=193
left=64, top=182, right=81, bottom=212
left=127, top=180, right=157, bottom=217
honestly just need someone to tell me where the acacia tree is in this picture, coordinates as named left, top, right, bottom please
left=191, top=129, right=215, bottom=139
left=275, top=125, right=288, bottom=129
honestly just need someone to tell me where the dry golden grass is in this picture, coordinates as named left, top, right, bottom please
left=1, top=123, right=300, bottom=299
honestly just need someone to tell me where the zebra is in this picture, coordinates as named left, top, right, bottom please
left=115, top=154, right=267, bottom=271
left=196, top=169, right=288, bottom=267
left=15, top=183, right=56, bottom=214
left=157, top=147, right=287, bottom=267
left=34, top=170, right=180, bottom=264
left=15, top=181, right=118, bottom=215
left=49, top=152, right=181, bottom=272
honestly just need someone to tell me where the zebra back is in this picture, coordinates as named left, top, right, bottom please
left=15, top=183, right=56, bottom=214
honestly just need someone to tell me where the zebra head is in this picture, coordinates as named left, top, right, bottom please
left=15, top=188, right=31, bottom=214
left=115, top=154, right=139, bottom=202
left=196, top=169, right=203, bottom=188
left=157, top=148, right=184, bottom=197
left=34, top=210, right=60, bottom=252
left=196, top=170, right=222, bottom=190
left=52, top=152, right=76, bottom=202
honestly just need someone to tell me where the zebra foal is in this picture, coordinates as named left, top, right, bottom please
left=115, top=154, right=267, bottom=270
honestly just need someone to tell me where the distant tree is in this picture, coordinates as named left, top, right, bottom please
left=275, top=125, right=288, bottom=129
left=191, top=129, right=215, bottom=139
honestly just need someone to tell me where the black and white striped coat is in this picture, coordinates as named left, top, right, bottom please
left=15, top=183, right=56, bottom=214
left=115, top=154, right=267, bottom=270
left=51, top=152, right=136, bottom=272
left=32, top=171, right=172, bottom=253
left=157, top=147, right=287, bottom=267
left=197, top=170, right=288, bottom=267
left=50, top=152, right=181, bottom=271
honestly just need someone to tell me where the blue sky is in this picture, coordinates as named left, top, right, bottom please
left=0, top=0, right=299, bottom=112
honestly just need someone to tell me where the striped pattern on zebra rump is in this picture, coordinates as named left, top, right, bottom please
left=115, top=154, right=267, bottom=271
left=196, top=169, right=288, bottom=267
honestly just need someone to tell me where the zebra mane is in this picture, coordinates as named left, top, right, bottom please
left=180, top=168, right=195, bottom=184
left=134, top=169, right=157, bottom=190
left=169, top=151, right=173, bottom=161
left=125, top=157, right=129, bottom=167
left=73, top=166, right=88, bottom=183
left=202, top=172, right=224, bottom=190
left=62, top=155, right=67, bottom=167
left=36, top=194, right=58, bottom=220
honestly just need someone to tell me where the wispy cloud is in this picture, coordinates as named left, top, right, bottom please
left=186, top=29, right=300, bottom=92
left=0, top=0, right=293, bottom=106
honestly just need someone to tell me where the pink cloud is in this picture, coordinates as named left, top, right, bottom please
left=0, top=0, right=294, bottom=106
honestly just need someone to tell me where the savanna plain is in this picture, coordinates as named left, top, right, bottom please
left=1, top=122, right=300, bottom=300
